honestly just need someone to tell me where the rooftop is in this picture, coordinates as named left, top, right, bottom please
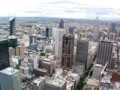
left=9, top=17, right=15, bottom=21
left=46, top=78, right=66, bottom=87
left=0, top=67, right=19, bottom=75
left=87, top=78, right=99, bottom=87
left=8, top=35, right=17, bottom=39
left=33, top=77, right=46, bottom=86
left=35, top=68, right=47, bottom=72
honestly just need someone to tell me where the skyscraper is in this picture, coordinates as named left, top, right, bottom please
left=59, top=19, right=64, bottom=28
left=0, top=67, right=21, bottom=90
left=108, top=22, right=117, bottom=39
left=76, top=40, right=89, bottom=69
left=69, top=26, right=76, bottom=34
left=61, top=34, right=74, bottom=68
left=108, top=22, right=117, bottom=33
left=8, top=36, right=17, bottom=48
left=46, top=27, right=52, bottom=37
left=96, top=40, right=113, bottom=67
left=10, top=17, right=16, bottom=36
left=55, top=29, right=66, bottom=59
left=29, top=34, right=37, bottom=45
left=92, top=16, right=100, bottom=42
left=0, top=39, right=9, bottom=70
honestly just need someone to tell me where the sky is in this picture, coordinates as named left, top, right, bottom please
left=1, top=0, right=120, bottom=20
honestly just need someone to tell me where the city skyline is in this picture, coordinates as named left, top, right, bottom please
left=1, top=0, right=120, bottom=20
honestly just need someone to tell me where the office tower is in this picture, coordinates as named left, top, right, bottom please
left=117, top=30, right=120, bottom=37
left=108, top=22, right=117, bottom=39
left=59, top=19, right=64, bottom=28
left=69, top=26, right=75, bottom=34
left=0, top=39, right=9, bottom=70
left=96, top=40, right=113, bottom=67
left=76, top=40, right=89, bottom=69
left=10, top=17, right=16, bottom=36
left=46, top=27, right=52, bottom=37
left=108, top=22, right=117, bottom=33
left=29, top=34, right=37, bottom=45
left=61, top=34, right=74, bottom=68
left=110, top=54, right=117, bottom=69
left=92, top=16, right=100, bottom=42
left=108, top=42, right=118, bottom=69
left=8, top=36, right=17, bottom=48
left=52, top=28, right=57, bottom=39
left=44, top=78, right=66, bottom=90
left=55, top=29, right=66, bottom=59
left=0, top=67, right=21, bottom=90
left=16, top=46, right=24, bottom=56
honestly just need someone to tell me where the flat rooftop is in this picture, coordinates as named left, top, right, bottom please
left=33, top=77, right=46, bottom=86
left=0, top=67, right=19, bottom=75
left=87, top=78, right=99, bottom=87
left=35, top=68, right=47, bottom=72
left=46, top=78, right=66, bottom=88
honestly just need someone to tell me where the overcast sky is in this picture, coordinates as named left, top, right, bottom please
left=1, top=0, right=120, bottom=19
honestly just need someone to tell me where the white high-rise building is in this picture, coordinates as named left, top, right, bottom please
left=0, top=67, right=21, bottom=90
left=55, top=29, right=66, bottom=59
left=93, top=16, right=100, bottom=42
left=52, top=28, right=58, bottom=39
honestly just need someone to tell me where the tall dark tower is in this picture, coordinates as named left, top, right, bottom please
left=10, top=17, right=16, bottom=36
left=59, top=19, right=64, bottom=28
left=76, top=40, right=89, bottom=69
left=0, top=40, right=10, bottom=70
left=29, top=34, right=37, bottom=45
left=61, top=34, right=74, bottom=68
left=108, top=22, right=117, bottom=39
left=46, top=27, right=52, bottom=37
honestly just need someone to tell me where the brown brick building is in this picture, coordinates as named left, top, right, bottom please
left=61, top=34, right=74, bottom=68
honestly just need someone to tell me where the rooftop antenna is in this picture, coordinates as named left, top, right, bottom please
left=95, top=12, right=99, bottom=21
left=113, top=15, right=115, bottom=22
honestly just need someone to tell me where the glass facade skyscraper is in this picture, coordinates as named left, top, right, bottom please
left=10, top=18, right=16, bottom=36
left=0, top=40, right=9, bottom=70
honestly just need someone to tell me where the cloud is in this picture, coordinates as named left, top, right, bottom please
left=0, top=0, right=120, bottom=19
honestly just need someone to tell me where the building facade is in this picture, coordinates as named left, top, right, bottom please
left=29, top=34, right=37, bottom=45
left=0, top=67, right=21, bottom=90
left=96, top=40, right=113, bottom=68
left=55, top=29, right=66, bottom=59
left=16, top=46, right=24, bottom=56
left=76, top=40, right=89, bottom=69
left=59, top=19, right=64, bottom=28
left=92, top=16, right=100, bottom=42
left=10, top=18, right=16, bottom=36
left=61, top=34, right=74, bottom=68
left=108, top=22, right=117, bottom=39
left=32, top=77, right=46, bottom=90
left=0, top=39, right=9, bottom=70
left=46, top=27, right=52, bottom=37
